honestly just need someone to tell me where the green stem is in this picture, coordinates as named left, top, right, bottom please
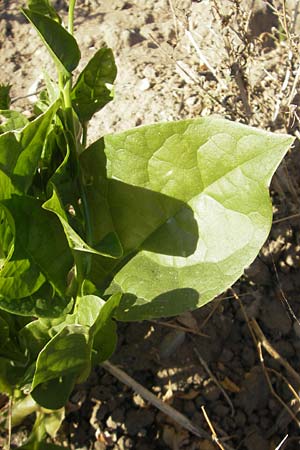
left=82, top=122, right=88, bottom=148
left=68, top=0, right=76, bottom=35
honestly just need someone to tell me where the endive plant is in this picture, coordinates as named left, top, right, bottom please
left=0, top=0, right=294, bottom=446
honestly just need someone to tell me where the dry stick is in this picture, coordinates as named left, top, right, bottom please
left=288, top=61, right=300, bottom=106
left=147, top=32, right=224, bottom=108
left=150, top=319, right=209, bottom=338
left=268, top=367, right=300, bottom=405
left=11, top=90, right=42, bottom=104
left=192, top=344, right=235, bottom=417
left=102, top=361, right=236, bottom=450
left=272, top=259, right=300, bottom=329
left=273, top=213, right=300, bottom=224
left=275, top=434, right=289, bottom=450
left=101, top=360, right=209, bottom=439
left=251, top=319, right=300, bottom=387
left=256, top=340, right=300, bottom=429
left=199, top=297, right=223, bottom=330
left=185, top=29, right=228, bottom=89
left=201, top=405, right=225, bottom=450
left=232, top=290, right=300, bottom=430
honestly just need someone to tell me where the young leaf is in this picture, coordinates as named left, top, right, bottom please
left=27, top=0, right=61, bottom=22
left=0, top=84, right=11, bottom=109
left=43, top=185, right=122, bottom=258
left=0, top=102, right=57, bottom=193
left=0, top=284, right=72, bottom=318
left=31, top=324, right=91, bottom=405
left=0, top=110, right=29, bottom=134
left=101, top=117, right=294, bottom=320
left=71, top=48, right=117, bottom=123
left=91, top=292, right=121, bottom=364
left=22, top=9, right=80, bottom=74
left=0, top=195, right=73, bottom=297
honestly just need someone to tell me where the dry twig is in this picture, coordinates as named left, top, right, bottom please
left=150, top=319, right=209, bottom=337
left=101, top=361, right=235, bottom=450
left=233, top=290, right=300, bottom=431
left=251, top=319, right=300, bottom=387
left=201, top=405, right=225, bottom=450
left=101, top=360, right=209, bottom=439
left=192, top=343, right=235, bottom=417
left=256, top=340, right=300, bottom=429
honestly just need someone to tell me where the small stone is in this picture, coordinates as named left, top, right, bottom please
left=159, top=330, right=186, bottom=359
left=274, top=340, right=295, bottom=358
left=245, top=258, right=271, bottom=285
left=137, top=78, right=151, bottom=91
left=125, top=409, right=155, bottom=436
left=219, top=348, right=233, bottom=363
left=293, top=320, right=300, bottom=338
left=242, top=347, right=256, bottom=367
left=183, top=400, right=196, bottom=415
left=117, top=436, right=133, bottom=450
left=216, top=403, right=229, bottom=418
left=236, top=366, right=269, bottom=415
left=133, top=394, right=146, bottom=408
left=235, top=410, right=247, bottom=427
left=261, top=299, right=292, bottom=335
left=202, top=381, right=220, bottom=402
left=106, top=416, right=118, bottom=430
left=142, top=66, right=156, bottom=79
left=244, top=426, right=269, bottom=450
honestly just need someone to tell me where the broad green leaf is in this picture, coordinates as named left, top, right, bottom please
left=22, top=9, right=80, bottom=74
left=0, top=102, right=57, bottom=194
left=0, top=259, right=45, bottom=300
left=100, top=117, right=294, bottom=320
left=31, top=324, right=90, bottom=392
left=0, top=110, right=29, bottom=134
left=43, top=185, right=122, bottom=258
left=71, top=48, right=117, bottom=123
left=27, top=0, right=61, bottom=21
left=0, top=356, right=27, bottom=394
left=0, top=284, right=72, bottom=318
left=11, top=395, right=39, bottom=427
left=91, top=293, right=121, bottom=363
left=0, top=196, right=73, bottom=297
left=80, top=138, right=199, bottom=290
left=80, top=139, right=124, bottom=268
left=0, top=206, right=45, bottom=304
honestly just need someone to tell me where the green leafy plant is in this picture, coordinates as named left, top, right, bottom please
left=0, top=0, right=294, bottom=447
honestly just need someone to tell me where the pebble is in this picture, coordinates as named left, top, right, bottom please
left=202, top=381, right=221, bottom=402
left=215, top=402, right=229, bottom=418
left=137, top=78, right=151, bottom=91
left=159, top=330, right=186, bottom=359
left=125, top=409, right=155, bottom=435
left=293, top=320, right=300, bottom=338
left=241, top=346, right=256, bottom=367
left=245, top=258, right=271, bottom=285
left=235, top=409, right=247, bottom=427
left=116, top=436, right=133, bottom=450
left=244, top=426, right=269, bottom=450
left=236, top=366, right=269, bottom=415
left=274, top=339, right=295, bottom=358
left=219, top=348, right=233, bottom=363
left=260, top=299, right=292, bottom=335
